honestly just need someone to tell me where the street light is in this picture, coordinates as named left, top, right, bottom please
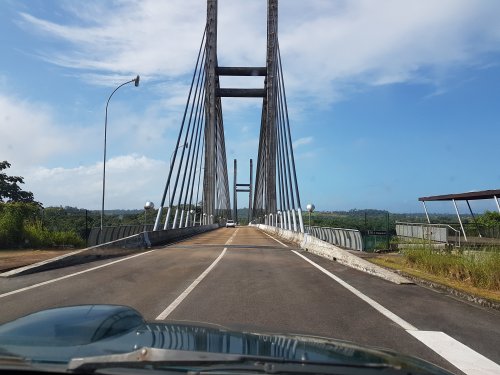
left=189, top=209, right=194, bottom=226
left=144, top=201, right=154, bottom=231
left=101, top=75, right=140, bottom=232
left=306, top=203, right=315, bottom=233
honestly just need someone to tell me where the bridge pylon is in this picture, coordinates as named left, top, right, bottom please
left=154, top=0, right=304, bottom=233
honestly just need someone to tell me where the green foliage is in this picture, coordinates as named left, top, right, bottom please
left=475, top=211, right=500, bottom=228
left=403, top=247, right=500, bottom=290
left=0, top=203, right=86, bottom=249
left=0, top=202, right=40, bottom=248
left=0, top=161, right=38, bottom=204
left=23, top=221, right=84, bottom=248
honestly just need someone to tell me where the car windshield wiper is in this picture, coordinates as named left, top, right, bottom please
left=68, top=348, right=247, bottom=373
left=0, top=350, right=38, bottom=371
left=67, top=347, right=397, bottom=374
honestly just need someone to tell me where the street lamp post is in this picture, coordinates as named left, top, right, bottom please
left=101, top=75, right=140, bottom=233
left=306, top=203, right=315, bottom=233
left=144, top=201, right=154, bottom=231
left=189, top=209, right=194, bottom=227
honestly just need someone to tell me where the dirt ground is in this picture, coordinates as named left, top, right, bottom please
left=0, top=249, right=76, bottom=272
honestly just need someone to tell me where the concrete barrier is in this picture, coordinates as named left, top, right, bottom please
left=254, top=224, right=412, bottom=285
left=0, top=224, right=219, bottom=278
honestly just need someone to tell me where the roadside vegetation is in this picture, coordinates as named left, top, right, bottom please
left=403, top=246, right=500, bottom=290
left=370, top=245, right=500, bottom=304
left=0, top=198, right=85, bottom=250
left=0, top=161, right=85, bottom=249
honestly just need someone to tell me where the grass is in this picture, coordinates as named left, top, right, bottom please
left=404, top=247, right=500, bottom=290
left=369, top=249, right=500, bottom=303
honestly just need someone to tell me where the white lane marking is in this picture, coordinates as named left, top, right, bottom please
left=0, top=230, right=231, bottom=300
left=225, top=228, right=239, bottom=245
left=0, top=250, right=156, bottom=299
left=292, top=250, right=416, bottom=330
left=408, top=331, right=500, bottom=375
left=155, top=248, right=227, bottom=320
left=293, top=250, right=500, bottom=374
left=155, top=230, right=237, bottom=320
left=263, top=232, right=289, bottom=248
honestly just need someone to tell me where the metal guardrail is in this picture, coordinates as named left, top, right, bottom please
left=306, top=226, right=363, bottom=251
left=395, top=222, right=461, bottom=246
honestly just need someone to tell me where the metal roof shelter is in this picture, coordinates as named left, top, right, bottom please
left=418, top=189, right=500, bottom=242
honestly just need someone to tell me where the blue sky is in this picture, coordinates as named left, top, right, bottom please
left=1, top=0, right=500, bottom=214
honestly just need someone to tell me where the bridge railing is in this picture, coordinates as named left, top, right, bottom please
left=395, top=222, right=461, bottom=246
left=88, top=223, right=212, bottom=246
left=305, top=225, right=363, bottom=251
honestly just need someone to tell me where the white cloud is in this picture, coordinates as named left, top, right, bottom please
left=0, top=88, right=183, bottom=179
left=293, top=136, right=313, bottom=149
left=0, top=93, right=94, bottom=167
left=23, top=154, right=168, bottom=209
left=16, top=0, right=500, bottom=105
left=17, top=0, right=206, bottom=82
left=279, top=0, right=500, bottom=101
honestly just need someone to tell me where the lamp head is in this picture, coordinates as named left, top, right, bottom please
left=134, top=75, right=140, bottom=87
left=306, top=203, right=315, bottom=213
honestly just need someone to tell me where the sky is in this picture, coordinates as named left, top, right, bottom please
left=1, top=0, right=500, bottom=214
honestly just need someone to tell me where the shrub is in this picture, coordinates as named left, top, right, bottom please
left=24, top=221, right=84, bottom=248
left=0, top=202, right=40, bottom=248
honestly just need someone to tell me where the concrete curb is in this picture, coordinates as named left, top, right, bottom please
left=254, top=224, right=412, bottom=285
left=1, top=224, right=219, bottom=278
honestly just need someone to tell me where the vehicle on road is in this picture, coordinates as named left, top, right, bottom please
left=226, top=219, right=236, bottom=228
left=0, top=305, right=454, bottom=374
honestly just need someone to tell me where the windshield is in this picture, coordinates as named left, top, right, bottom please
left=1, top=1, right=499, bottom=375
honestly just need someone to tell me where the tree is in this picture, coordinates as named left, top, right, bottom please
left=476, top=211, right=500, bottom=228
left=0, top=201, right=40, bottom=247
left=0, top=161, right=37, bottom=204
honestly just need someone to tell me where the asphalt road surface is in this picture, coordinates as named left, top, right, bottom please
left=1, top=227, right=499, bottom=374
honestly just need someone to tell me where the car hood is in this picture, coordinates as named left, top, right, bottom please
left=0, top=305, right=452, bottom=374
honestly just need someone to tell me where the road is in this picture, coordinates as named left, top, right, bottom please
left=1, top=227, right=499, bottom=374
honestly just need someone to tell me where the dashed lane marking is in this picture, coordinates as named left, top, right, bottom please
left=155, top=229, right=238, bottom=320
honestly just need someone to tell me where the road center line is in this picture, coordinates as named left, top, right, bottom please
left=155, top=247, right=227, bottom=320
left=293, top=250, right=500, bottom=375
left=0, top=250, right=156, bottom=299
left=155, top=229, right=237, bottom=320
left=225, top=228, right=239, bottom=245
left=263, top=231, right=289, bottom=247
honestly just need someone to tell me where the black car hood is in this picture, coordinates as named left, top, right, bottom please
left=0, top=305, right=452, bottom=374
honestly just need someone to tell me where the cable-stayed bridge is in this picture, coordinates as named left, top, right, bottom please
left=153, top=0, right=304, bottom=233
